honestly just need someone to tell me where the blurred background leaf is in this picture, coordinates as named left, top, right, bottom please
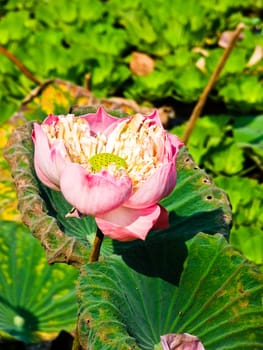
left=0, top=221, right=78, bottom=343
left=0, top=0, right=263, bottom=117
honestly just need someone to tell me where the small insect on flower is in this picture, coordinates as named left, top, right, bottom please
left=32, top=107, right=183, bottom=241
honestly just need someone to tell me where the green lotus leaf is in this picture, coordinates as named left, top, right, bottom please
left=77, top=233, right=263, bottom=349
left=4, top=122, right=93, bottom=267
left=99, top=147, right=232, bottom=285
left=160, top=146, right=232, bottom=237
left=0, top=221, right=78, bottom=343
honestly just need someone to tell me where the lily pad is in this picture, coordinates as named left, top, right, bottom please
left=233, top=114, right=263, bottom=166
left=77, top=233, right=263, bottom=349
left=230, top=226, right=263, bottom=265
left=0, top=221, right=78, bottom=343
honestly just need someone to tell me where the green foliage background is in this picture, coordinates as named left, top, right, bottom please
left=0, top=0, right=262, bottom=347
left=0, top=0, right=263, bottom=121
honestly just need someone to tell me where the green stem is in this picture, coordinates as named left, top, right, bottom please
left=89, top=228, right=104, bottom=263
left=72, top=327, right=82, bottom=350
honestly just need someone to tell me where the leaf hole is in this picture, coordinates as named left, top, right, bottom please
left=202, top=177, right=211, bottom=184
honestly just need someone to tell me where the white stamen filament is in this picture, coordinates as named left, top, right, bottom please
left=43, top=113, right=167, bottom=190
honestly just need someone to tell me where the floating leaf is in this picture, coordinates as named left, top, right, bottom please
left=0, top=221, right=78, bottom=343
left=214, top=175, right=263, bottom=229
left=160, top=146, right=232, bottom=237
left=77, top=233, right=263, bottom=349
left=207, top=141, right=245, bottom=175
left=230, top=226, right=263, bottom=265
left=233, top=115, right=263, bottom=165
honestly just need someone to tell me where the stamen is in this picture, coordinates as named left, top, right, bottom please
left=43, top=113, right=167, bottom=191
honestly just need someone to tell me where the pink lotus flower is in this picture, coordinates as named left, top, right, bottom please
left=161, top=333, right=205, bottom=350
left=32, top=107, right=183, bottom=241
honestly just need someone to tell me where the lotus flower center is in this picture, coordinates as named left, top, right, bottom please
left=44, top=113, right=168, bottom=190
left=90, top=153, right=127, bottom=172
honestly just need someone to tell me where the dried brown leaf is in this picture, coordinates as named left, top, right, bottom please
left=218, top=30, right=244, bottom=48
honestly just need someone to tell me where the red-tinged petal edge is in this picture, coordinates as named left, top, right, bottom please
left=146, top=109, right=163, bottom=128
left=42, top=114, right=60, bottom=125
left=60, top=163, right=132, bottom=216
left=153, top=205, right=169, bottom=230
left=95, top=204, right=162, bottom=241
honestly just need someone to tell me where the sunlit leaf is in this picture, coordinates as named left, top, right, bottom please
left=233, top=115, right=263, bottom=164
left=214, top=175, right=263, bottom=228
left=77, top=233, right=263, bottom=349
left=230, top=226, right=263, bottom=265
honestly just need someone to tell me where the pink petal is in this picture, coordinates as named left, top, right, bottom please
left=124, top=162, right=176, bottom=209
left=122, top=122, right=183, bottom=209
left=95, top=204, right=162, bottom=241
left=42, top=114, right=59, bottom=126
left=32, top=123, right=67, bottom=190
left=146, top=109, right=163, bottom=128
left=33, top=160, right=59, bottom=191
left=59, top=164, right=132, bottom=216
left=161, top=333, right=205, bottom=350
left=167, top=133, right=184, bottom=159
left=81, top=106, right=126, bottom=136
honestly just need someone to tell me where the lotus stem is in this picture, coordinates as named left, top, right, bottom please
left=0, top=45, right=42, bottom=85
left=72, top=324, right=82, bottom=350
left=89, top=228, right=104, bottom=263
left=182, top=22, right=245, bottom=145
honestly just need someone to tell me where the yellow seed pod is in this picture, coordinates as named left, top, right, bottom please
left=89, top=153, right=127, bottom=172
